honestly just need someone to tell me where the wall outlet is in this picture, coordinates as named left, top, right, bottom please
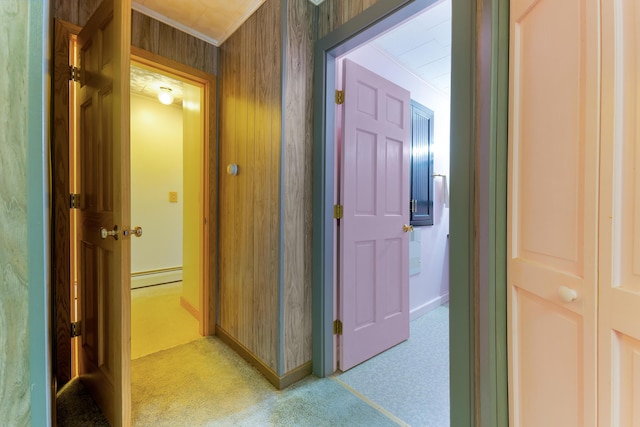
left=169, top=191, right=178, bottom=203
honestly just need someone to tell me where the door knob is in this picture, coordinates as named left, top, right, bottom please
left=403, top=224, right=414, bottom=233
left=123, top=226, right=143, bottom=238
left=100, top=225, right=119, bottom=240
left=558, top=286, right=577, bottom=303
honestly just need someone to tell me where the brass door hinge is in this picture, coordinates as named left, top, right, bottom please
left=70, top=193, right=81, bottom=209
left=333, top=319, right=343, bottom=335
left=335, top=90, right=345, bottom=105
left=333, top=204, right=343, bottom=220
left=69, top=65, right=80, bottom=82
left=70, top=321, right=81, bottom=338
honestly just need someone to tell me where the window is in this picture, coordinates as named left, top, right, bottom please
left=410, top=100, right=434, bottom=226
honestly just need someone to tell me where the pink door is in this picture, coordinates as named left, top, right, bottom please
left=338, top=59, right=411, bottom=371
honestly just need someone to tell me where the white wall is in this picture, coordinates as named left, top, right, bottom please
left=343, top=44, right=451, bottom=319
left=130, top=93, right=184, bottom=284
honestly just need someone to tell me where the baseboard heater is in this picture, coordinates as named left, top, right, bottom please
left=131, top=267, right=183, bottom=289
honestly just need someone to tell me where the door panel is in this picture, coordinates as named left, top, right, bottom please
left=339, top=59, right=410, bottom=371
left=507, top=0, right=598, bottom=425
left=76, top=0, right=131, bottom=424
left=599, top=1, right=640, bottom=424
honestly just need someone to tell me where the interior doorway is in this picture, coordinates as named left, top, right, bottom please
left=324, top=1, right=452, bottom=424
left=128, top=59, right=205, bottom=359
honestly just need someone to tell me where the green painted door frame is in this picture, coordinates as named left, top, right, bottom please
left=310, top=0, right=509, bottom=425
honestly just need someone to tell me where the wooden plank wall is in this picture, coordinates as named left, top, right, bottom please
left=282, top=0, right=315, bottom=374
left=317, top=0, right=381, bottom=39
left=53, top=1, right=218, bottom=75
left=218, top=0, right=282, bottom=372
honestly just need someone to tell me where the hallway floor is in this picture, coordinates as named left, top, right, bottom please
left=57, top=284, right=450, bottom=426
left=131, top=281, right=201, bottom=359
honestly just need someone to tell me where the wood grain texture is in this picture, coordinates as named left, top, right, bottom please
left=0, top=1, right=31, bottom=424
left=218, top=0, right=281, bottom=372
left=52, top=19, right=72, bottom=391
left=131, top=11, right=218, bottom=76
left=53, top=0, right=101, bottom=27
left=54, top=2, right=218, bottom=75
left=282, top=0, right=315, bottom=374
left=317, top=0, right=382, bottom=39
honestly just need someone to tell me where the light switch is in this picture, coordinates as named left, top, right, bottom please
left=169, top=191, right=178, bottom=203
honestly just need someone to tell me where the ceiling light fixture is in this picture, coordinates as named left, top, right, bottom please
left=158, top=87, right=174, bottom=105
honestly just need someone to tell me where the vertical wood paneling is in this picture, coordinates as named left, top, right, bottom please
left=219, top=0, right=281, bottom=371
left=53, top=0, right=101, bottom=27
left=130, top=11, right=218, bottom=75
left=54, top=3, right=218, bottom=75
left=317, top=0, right=382, bottom=39
left=283, top=0, right=315, bottom=373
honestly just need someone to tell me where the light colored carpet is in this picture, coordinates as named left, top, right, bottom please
left=132, top=337, right=399, bottom=426
left=335, top=304, right=450, bottom=427
left=131, top=282, right=201, bottom=359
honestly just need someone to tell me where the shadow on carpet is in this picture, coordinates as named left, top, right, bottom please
left=56, top=378, right=109, bottom=427
left=132, top=336, right=400, bottom=426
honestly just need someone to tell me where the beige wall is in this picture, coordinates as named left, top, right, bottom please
left=130, top=94, right=184, bottom=278
left=0, top=1, right=32, bottom=424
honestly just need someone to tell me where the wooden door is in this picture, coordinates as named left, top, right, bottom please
left=53, top=19, right=75, bottom=391
left=507, top=0, right=599, bottom=425
left=598, top=1, right=640, bottom=425
left=75, top=0, right=131, bottom=425
left=338, top=59, right=411, bottom=371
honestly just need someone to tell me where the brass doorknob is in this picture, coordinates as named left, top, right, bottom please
left=123, top=226, right=143, bottom=238
left=403, top=224, right=414, bottom=233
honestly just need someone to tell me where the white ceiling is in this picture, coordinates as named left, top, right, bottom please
left=131, top=0, right=451, bottom=100
left=369, top=0, right=451, bottom=93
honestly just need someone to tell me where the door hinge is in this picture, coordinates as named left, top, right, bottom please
left=70, top=193, right=81, bottom=209
left=333, top=204, right=343, bottom=220
left=333, top=319, right=343, bottom=335
left=335, top=90, right=345, bottom=105
left=70, top=321, right=81, bottom=338
left=410, top=199, right=417, bottom=213
left=69, top=65, right=80, bottom=82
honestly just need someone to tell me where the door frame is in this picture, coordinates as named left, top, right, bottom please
left=310, top=0, right=509, bottom=425
left=129, top=47, right=217, bottom=337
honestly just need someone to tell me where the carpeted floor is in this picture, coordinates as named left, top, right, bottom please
left=56, top=378, right=109, bottom=426
left=335, top=304, right=450, bottom=427
left=131, top=282, right=201, bottom=359
left=131, top=337, right=398, bottom=426
left=57, top=304, right=449, bottom=426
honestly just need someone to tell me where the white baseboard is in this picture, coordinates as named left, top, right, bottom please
left=410, top=293, right=449, bottom=321
left=131, top=268, right=183, bottom=289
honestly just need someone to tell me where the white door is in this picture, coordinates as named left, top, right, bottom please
left=338, top=59, right=411, bottom=371
left=507, top=0, right=599, bottom=425
left=598, top=1, right=640, bottom=425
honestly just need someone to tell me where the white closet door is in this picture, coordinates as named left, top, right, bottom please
left=507, top=0, right=599, bottom=425
left=599, top=1, right=640, bottom=425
